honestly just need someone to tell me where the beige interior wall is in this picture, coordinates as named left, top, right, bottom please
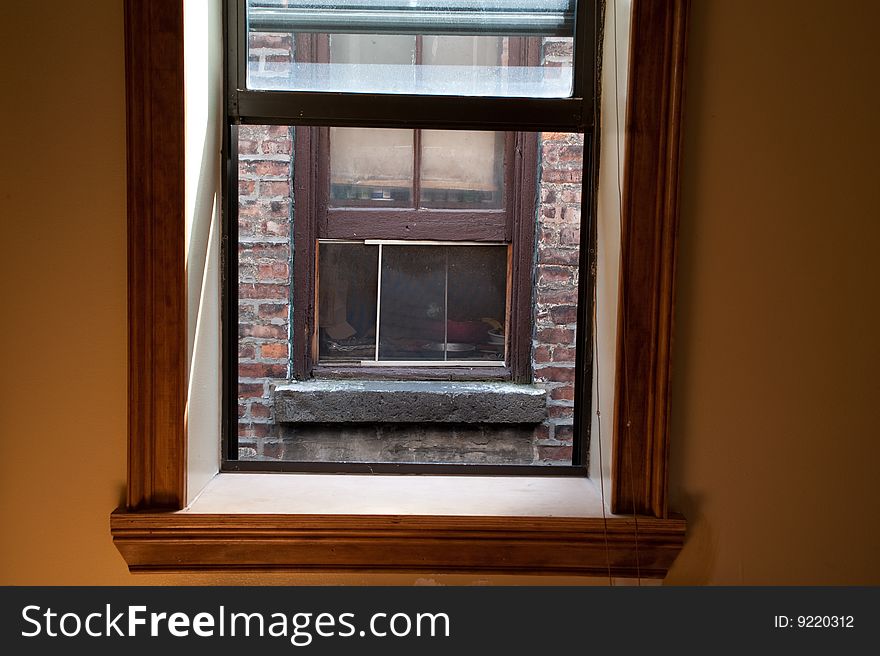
left=0, top=0, right=878, bottom=585
left=665, top=0, right=880, bottom=584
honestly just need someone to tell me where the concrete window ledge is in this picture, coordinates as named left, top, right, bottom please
left=273, top=380, right=547, bottom=424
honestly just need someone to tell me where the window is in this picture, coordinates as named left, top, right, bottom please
left=229, top=0, right=589, bottom=470
left=113, top=0, right=689, bottom=577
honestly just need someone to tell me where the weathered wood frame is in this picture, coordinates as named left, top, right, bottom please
left=115, top=0, right=690, bottom=575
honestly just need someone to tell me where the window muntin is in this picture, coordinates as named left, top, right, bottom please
left=329, top=128, right=505, bottom=209
left=318, top=241, right=508, bottom=366
left=245, top=1, right=575, bottom=97
left=329, top=128, right=415, bottom=206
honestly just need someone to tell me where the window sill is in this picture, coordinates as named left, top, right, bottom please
left=111, top=473, right=686, bottom=577
left=273, top=380, right=547, bottom=424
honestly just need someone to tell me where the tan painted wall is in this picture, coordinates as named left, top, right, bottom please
left=1, top=0, right=877, bottom=585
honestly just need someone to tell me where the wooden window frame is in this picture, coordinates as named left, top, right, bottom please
left=112, top=0, right=690, bottom=576
left=293, top=126, right=538, bottom=383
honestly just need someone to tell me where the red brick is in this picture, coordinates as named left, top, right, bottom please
left=239, top=362, right=287, bottom=379
left=263, top=139, right=292, bottom=155
left=537, top=265, right=573, bottom=287
left=561, top=206, right=581, bottom=223
left=262, top=219, right=289, bottom=237
left=238, top=302, right=258, bottom=321
left=240, top=422, right=273, bottom=438
left=552, top=346, right=577, bottom=362
left=239, top=199, right=289, bottom=220
left=260, top=180, right=290, bottom=197
left=549, top=304, right=578, bottom=325
left=535, top=366, right=575, bottom=383
left=535, top=289, right=578, bottom=306
left=238, top=138, right=259, bottom=154
left=238, top=343, right=256, bottom=359
left=239, top=323, right=287, bottom=339
left=249, top=403, right=272, bottom=420
left=555, top=424, right=574, bottom=441
left=559, top=145, right=584, bottom=162
left=537, top=445, right=573, bottom=463
left=561, top=189, right=581, bottom=203
left=538, top=246, right=579, bottom=266
left=251, top=160, right=290, bottom=177
left=239, top=243, right=289, bottom=262
left=533, top=345, right=552, bottom=363
left=238, top=383, right=264, bottom=399
left=257, top=262, right=289, bottom=280
left=260, top=342, right=289, bottom=359
left=261, top=442, right=285, bottom=459
left=532, top=424, right=551, bottom=441
left=548, top=404, right=574, bottom=419
left=239, top=180, right=256, bottom=196
left=560, top=226, right=581, bottom=246
left=239, top=283, right=287, bottom=300
left=535, top=327, right=575, bottom=345
left=238, top=218, right=257, bottom=239
left=258, top=304, right=289, bottom=321
left=550, top=386, right=575, bottom=401
left=542, top=169, right=582, bottom=184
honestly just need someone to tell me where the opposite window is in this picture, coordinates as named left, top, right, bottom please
left=228, top=0, right=592, bottom=471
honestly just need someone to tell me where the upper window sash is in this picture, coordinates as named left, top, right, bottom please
left=225, top=0, right=596, bottom=132
left=248, top=1, right=576, bottom=36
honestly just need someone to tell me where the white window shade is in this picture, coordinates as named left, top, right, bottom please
left=247, top=1, right=576, bottom=37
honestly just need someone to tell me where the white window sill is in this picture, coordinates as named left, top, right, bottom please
left=111, top=472, right=685, bottom=577
left=184, top=473, right=605, bottom=517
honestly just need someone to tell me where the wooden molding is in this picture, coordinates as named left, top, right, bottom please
left=613, top=0, right=690, bottom=518
left=111, top=511, right=685, bottom=577
left=116, top=0, right=691, bottom=573
left=125, top=0, right=187, bottom=510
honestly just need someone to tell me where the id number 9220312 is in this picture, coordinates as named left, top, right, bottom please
left=774, top=615, right=854, bottom=629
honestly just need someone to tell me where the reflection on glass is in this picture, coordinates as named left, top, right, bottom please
left=378, top=245, right=507, bottom=362
left=422, top=35, right=504, bottom=67
left=246, top=1, right=576, bottom=97
left=330, top=128, right=414, bottom=206
left=421, top=130, right=504, bottom=208
left=317, top=242, right=379, bottom=361
left=317, top=242, right=508, bottom=364
left=330, top=33, right=416, bottom=65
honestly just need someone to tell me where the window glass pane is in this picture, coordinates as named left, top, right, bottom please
left=446, top=246, right=508, bottom=362
left=246, top=1, right=575, bottom=97
left=235, top=125, right=585, bottom=467
left=330, top=128, right=414, bottom=206
left=420, top=130, right=504, bottom=209
left=317, top=242, right=379, bottom=362
left=422, top=35, right=504, bottom=67
left=378, top=245, right=508, bottom=362
left=330, top=33, right=416, bottom=65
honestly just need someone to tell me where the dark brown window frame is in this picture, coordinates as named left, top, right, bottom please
left=293, top=127, right=538, bottom=382
left=112, top=0, right=690, bottom=576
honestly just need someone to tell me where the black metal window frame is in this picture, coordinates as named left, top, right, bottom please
left=221, top=0, right=599, bottom=476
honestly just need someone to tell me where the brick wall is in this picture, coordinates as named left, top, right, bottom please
left=237, top=123, right=293, bottom=459
left=532, top=131, right=582, bottom=463
left=237, top=33, right=582, bottom=465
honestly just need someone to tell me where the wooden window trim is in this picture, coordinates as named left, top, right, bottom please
left=113, top=0, right=690, bottom=576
